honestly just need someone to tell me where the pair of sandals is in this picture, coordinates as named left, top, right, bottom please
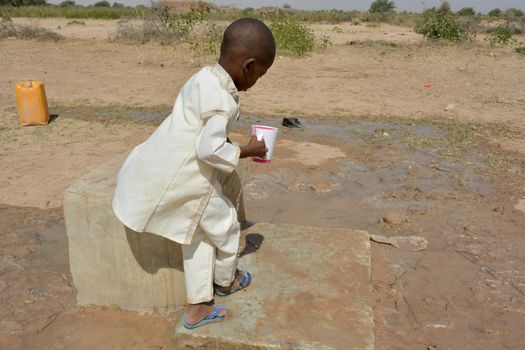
left=181, top=269, right=251, bottom=329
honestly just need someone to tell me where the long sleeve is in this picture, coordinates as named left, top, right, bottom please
left=196, top=115, right=240, bottom=173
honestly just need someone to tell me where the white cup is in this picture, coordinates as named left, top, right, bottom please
left=251, top=125, right=279, bottom=163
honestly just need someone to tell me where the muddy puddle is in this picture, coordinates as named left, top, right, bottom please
left=236, top=116, right=499, bottom=229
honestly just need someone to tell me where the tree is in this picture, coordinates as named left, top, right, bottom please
left=457, top=7, right=475, bottom=16
left=93, top=0, right=110, bottom=7
left=112, top=2, right=124, bottom=7
left=436, top=1, right=452, bottom=15
left=488, top=8, right=501, bottom=17
left=505, top=8, right=524, bottom=18
left=369, top=0, right=395, bottom=13
left=283, top=3, right=291, bottom=9
left=10, top=0, right=48, bottom=5
left=60, top=0, right=76, bottom=7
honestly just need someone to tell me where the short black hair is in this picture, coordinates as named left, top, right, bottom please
left=220, top=18, right=276, bottom=67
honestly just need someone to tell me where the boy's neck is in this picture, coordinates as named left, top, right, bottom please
left=217, top=58, right=240, bottom=90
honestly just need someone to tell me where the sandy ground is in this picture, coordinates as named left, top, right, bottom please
left=1, top=18, right=525, bottom=349
left=2, top=18, right=525, bottom=129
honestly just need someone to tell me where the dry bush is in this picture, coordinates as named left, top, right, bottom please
left=67, top=19, right=86, bottom=25
left=114, top=17, right=176, bottom=44
left=0, top=18, right=63, bottom=41
left=190, top=22, right=224, bottom=55
left=113, top=1, right=211, bottom=44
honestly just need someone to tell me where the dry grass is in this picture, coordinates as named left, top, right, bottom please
left=0, top=17, right=62, bottom=41
left=113, top=18, right=177, bottom=44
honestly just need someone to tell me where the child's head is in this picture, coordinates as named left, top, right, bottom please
left=219, top=18, right=276, bottom=92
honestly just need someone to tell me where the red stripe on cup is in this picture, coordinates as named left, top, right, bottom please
left=253, top=158, right=272, bottom=163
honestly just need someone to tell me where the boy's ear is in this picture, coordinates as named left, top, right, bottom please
left=242, top=58, right=256, bottom=73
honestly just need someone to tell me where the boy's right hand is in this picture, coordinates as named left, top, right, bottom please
left=240, top=135, right=268, bottom=159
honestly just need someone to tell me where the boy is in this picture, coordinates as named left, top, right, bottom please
left=112, top=18, right=276, bottom=329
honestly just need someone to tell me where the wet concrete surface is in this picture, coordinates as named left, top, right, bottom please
left=174, top=224, right=373, bottom=350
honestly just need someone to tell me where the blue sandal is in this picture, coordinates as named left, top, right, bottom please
left=215, top=269, right=252, bottom=297
left=181, top=305, right=226, bottom=329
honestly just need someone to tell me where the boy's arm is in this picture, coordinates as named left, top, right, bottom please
left=196, top=115, right=241, bottom=173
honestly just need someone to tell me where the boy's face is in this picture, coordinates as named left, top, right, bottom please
left=237, top=59, right=270, bottom=92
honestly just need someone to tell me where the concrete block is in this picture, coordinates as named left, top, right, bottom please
left=174, top=223, right=374, bottom=350
left=64, top=156, right=247, bottom=314
left=64, top=157, right=185, bottom=314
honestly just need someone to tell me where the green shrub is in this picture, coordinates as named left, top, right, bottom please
left=414, top=2, right=475, bottom=42
left=486, top=22, right=516, bottom=46
left=269, top=11, right=314, bottom=56
left=319, top=34, right=332, bottom=50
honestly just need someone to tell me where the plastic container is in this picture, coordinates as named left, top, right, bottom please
left=251, top=125, right=279, bottom=163
left=15, top=81, right=50, bottom=126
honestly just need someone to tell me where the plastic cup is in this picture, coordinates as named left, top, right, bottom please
left=251, top=125, right=279, bottom=163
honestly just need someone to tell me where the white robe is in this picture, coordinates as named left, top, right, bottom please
left=112, top=64, right=241, bottom=245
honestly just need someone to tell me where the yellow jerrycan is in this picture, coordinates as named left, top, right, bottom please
left=15, top=81, right=50, bottom=126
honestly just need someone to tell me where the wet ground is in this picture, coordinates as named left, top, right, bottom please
left=1, top=112, right=524, bottom=349
left=238, top=116, right=525, bottom=349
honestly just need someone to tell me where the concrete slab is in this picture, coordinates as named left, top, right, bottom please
left=173, top=223, right=374, bottom=350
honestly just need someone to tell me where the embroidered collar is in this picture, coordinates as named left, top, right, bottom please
left=211, top=63, right=239, bottom=102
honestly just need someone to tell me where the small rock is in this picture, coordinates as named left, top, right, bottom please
left=383, top=212, right=404, bottom=226
left=444, top=103, right=456, bottom=111
left=488, top=52, right=496, bottom=57
left=493, top=206, right=505, bottom=214
left=515, top=199, right=525, bottom=214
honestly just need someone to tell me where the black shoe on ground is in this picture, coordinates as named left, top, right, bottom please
left=282, top=118, right=298, bottom=128
left=291, top=118, right=303, bottom=127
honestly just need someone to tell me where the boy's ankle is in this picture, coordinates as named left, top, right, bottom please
left=214, top=282, right=233, bottom=292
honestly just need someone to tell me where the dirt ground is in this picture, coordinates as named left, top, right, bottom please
left=1, top=18, right=525, bottom=349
